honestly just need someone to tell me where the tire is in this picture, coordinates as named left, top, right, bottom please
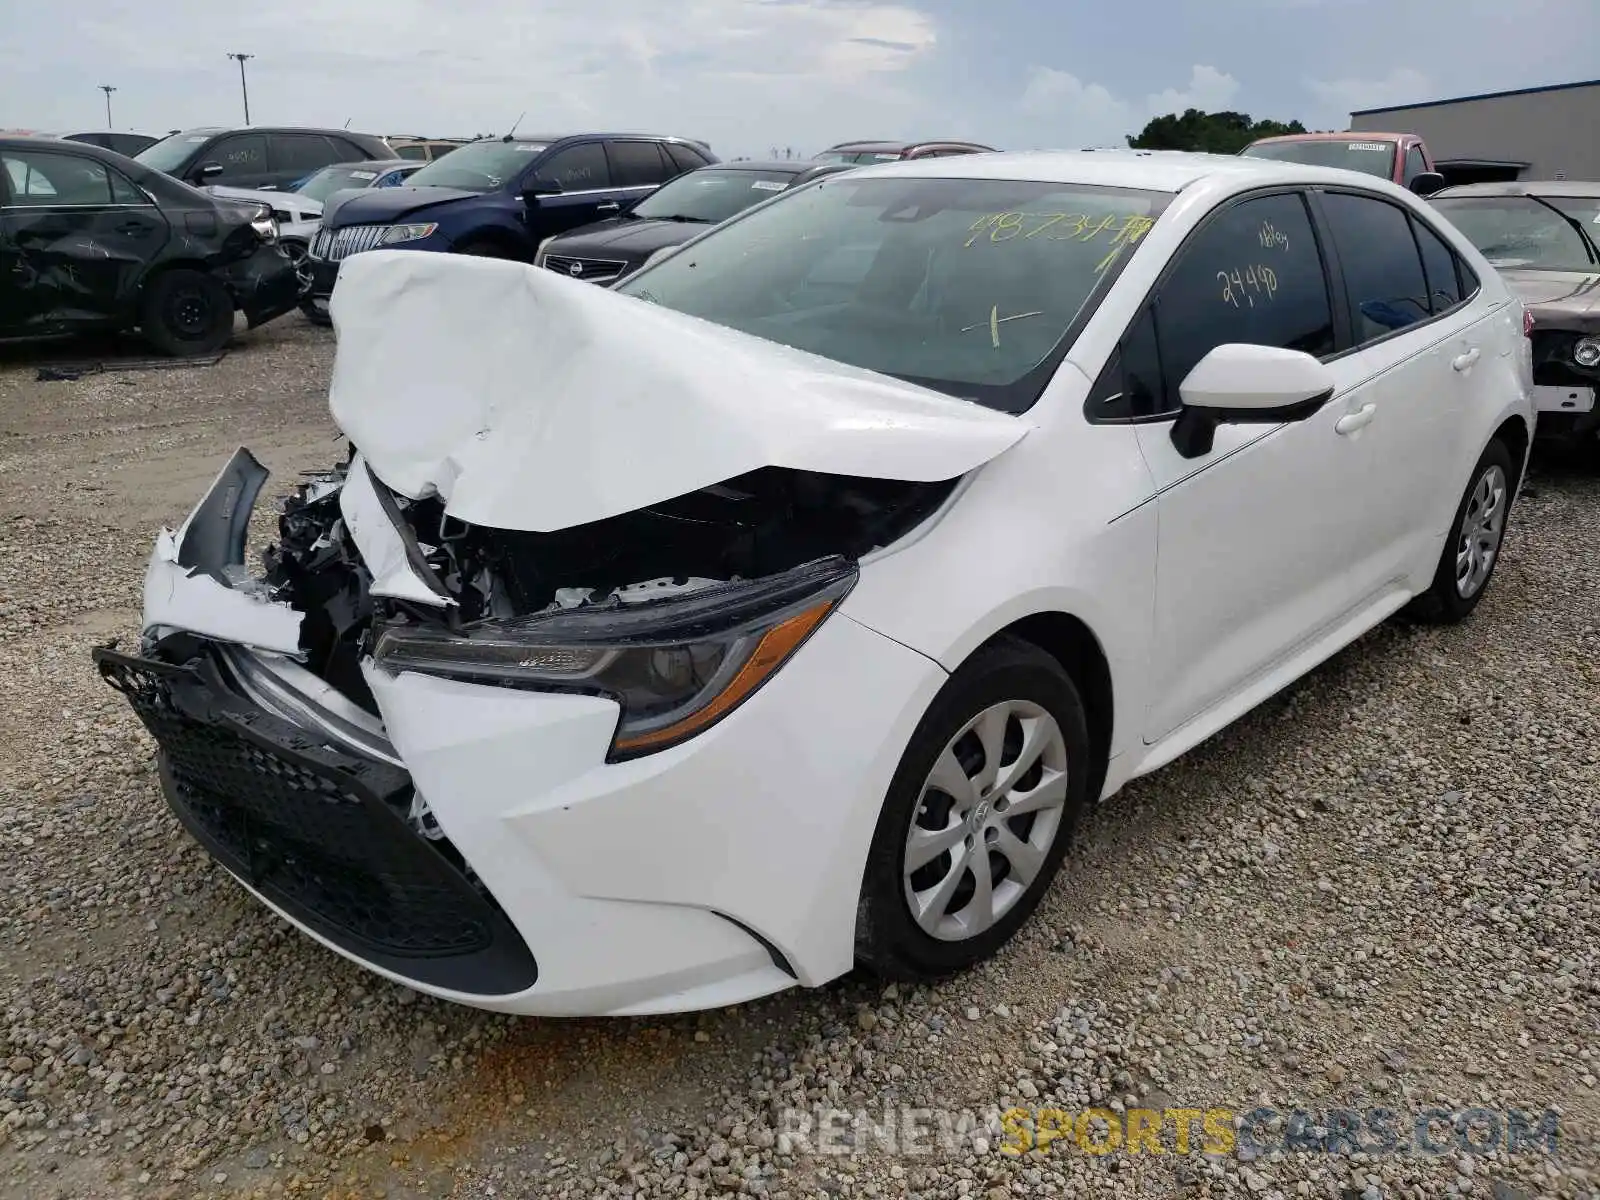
left=1403, top=438, right=1515, bottom=625
left=140, top=269, right=234, bottom=356
left=281, top=239, right=312, bottom=290
left=855, top=635, right=1092, bottom=982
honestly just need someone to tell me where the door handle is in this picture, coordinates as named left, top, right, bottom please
left=1335, top=403, right=1377, bottom=435
left=595, top=201, right=621, bottom=212
left=115, top=222, right=149, bottom=236
left=1452, top=347, right=1480, bottom=372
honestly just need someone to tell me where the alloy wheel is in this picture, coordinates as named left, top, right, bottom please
left=902, top=699, right=1069, bottom=941
left=1455, top=463, right=1507, bottom=598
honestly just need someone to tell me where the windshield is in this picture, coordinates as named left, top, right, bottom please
left=1432, top=195, right=1600, bottom=272
left=615, top=176, right=1171, bottom=413
left=1242, top=139, right=1397, bottom=179
left=632, top=169, right=797, bottom=223
left=404, top=140, right=547, bottom=191
left=134, top=130, right=215, bottom=173
left=298, top=165, right=386, bottom=202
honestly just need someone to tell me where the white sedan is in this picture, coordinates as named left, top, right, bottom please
left=97, top=150, right=1533, bottom=1016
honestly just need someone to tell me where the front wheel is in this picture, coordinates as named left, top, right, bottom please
left=140, top=269, right=235, bottom=356
left=855, top=636, right=1091, bottom=982
left=1403, top=438, right=1515, bottom=624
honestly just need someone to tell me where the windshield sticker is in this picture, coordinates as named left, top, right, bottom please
left=1258, top=219, right=1289, bottom=250
left=187, top=136, right=210, bottom=143
left=348, top=170, right=377, bottom=180
left=512, top=144, right=545, bottom=152
left=750, top=180, right=786, bottom=191
left=872, top=153, right=900, bottom=160
left=1347, top=142, right=1390, bottom=152
left=1218, top=264, right=1279, bottom=308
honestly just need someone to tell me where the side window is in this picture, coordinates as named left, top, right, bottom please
left=1411, top=216, right=1464, bottom=313
left=1087, top=306, right=1165, bottom=420
left=274, top=134, right=342, bottom=174
left=665, top=143, right=709, bottom=174
left=108, top=167, right=148, bottom=204
left=394, top=144, right=428, bottom=161
left=0, top=151, right=126, bottom=206
left=1319, top=191, right=1432, bottom=344
left=1459, top=259, right=1480, bottom=297
left=608, top=141, right=672, bottom=187
left=328, top=137, right=372, bottom=162
left=208, top=134, right=268, bottom=181
left=536, top=143, right=609, bottom=191
left=1403, top=144, right=1428, bottom=187
left=1150, top=191, right=1334, bottom=414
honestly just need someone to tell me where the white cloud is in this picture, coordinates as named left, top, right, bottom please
left=1016, top=64, right=1242, bottom=148
left=5, top=0, right=939, bottom=157
left=1308, top=67, right=1432, bottom=120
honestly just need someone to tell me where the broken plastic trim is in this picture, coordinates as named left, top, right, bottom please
left=370, top=557, right=858, bottom=761
left=176, top=447, right=269, bottom=584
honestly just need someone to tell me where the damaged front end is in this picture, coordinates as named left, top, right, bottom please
left=94, top=442, right=961, bottom=997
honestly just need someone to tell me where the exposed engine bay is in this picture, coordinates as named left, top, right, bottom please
left=261, top=448, right=957, bottom=714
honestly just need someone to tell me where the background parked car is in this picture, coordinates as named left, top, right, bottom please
left=534, top=159, right=853, bottom=285
left=133, top=127, right=392, bottom=191
left=301, top=132, right=715, bottom=321
left=812, top=139, right=996, bottom=164
left=212, top=160, right=426, bottom=299
left=0, top=136, right=299, bottom=354
left=0, top=129, right=158, bottom=156
left=385, top=137, right=473, bottom=162
left=1241, top=132, right=1447, bottom=195
left=1432, top=180, right=1600, bottom=448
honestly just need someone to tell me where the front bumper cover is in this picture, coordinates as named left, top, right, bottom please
left=93, top=639, right=539, bottom=995
left=225, top=243, right=304, bottom=329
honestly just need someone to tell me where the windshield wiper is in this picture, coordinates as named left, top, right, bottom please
left=654, top=214, right=714, bottom=224
left=1524, top=195, right=1600, bottom=266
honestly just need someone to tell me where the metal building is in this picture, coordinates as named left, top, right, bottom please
left=1350, top=78, right=1600, bottom=184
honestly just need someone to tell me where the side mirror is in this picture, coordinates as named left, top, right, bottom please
left=1408, top=171, right=1447, bottom=197
left=1170, top=344, right=1335, bottom=459
left=193, top=162, right=224, bottom=182
left=522, top=178, right=564, bottom=201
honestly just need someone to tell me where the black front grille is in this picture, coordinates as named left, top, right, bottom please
left=94, top=645, right=537, bottom=996
left=543, top=254, right=630, bottom=284
left=1531, top=328, right=1600, bottom=389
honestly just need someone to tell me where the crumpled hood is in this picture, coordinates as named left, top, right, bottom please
left=327, top=250, right=1029, bottom=533
left=1500, top=269, right=1600, bottom=333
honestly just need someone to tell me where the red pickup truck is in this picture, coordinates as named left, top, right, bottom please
left=1240, top=132, right=1447, bottom=195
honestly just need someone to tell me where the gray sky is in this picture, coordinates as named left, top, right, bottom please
left=4, top=0, right=1595, bottom=159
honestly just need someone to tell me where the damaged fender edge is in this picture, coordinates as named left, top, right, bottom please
left=340, top=453, right=456, bottom=608
left=145, top=447, right=303, bottom=655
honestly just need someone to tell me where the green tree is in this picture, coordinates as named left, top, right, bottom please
left=1126, top=108, right=1308, bottom=155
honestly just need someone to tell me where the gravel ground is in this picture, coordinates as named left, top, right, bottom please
left=0, top=317, right=1596, bottom=1200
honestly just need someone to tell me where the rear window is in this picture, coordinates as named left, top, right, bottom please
left=616, top=175, right=1171, bottom=413
left=1242, top=139, right=1397, bottom=179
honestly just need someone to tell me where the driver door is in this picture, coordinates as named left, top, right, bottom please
left=1121, top=189, right=1397, bottom=744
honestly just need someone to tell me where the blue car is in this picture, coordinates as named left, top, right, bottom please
left=303, top=132, right=715, bottom=321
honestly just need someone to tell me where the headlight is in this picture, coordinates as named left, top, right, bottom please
left=379, top=223, right=438, bottom=246
left=1574, top=337, right=1600, bottom=369
left=249, top=206, right=278, bottom=244
left=371, top=557, right=856, bottom=760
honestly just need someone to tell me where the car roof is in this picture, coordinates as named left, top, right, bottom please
left=824, top=139, right=993, bottom=152
left=162, top=126, right=383, bottom=139
left=1433, top=179, right=1600, bottom=198
left=698, top=159, right=810, bottom=173
left=835, top=148, right=1381, bottom=193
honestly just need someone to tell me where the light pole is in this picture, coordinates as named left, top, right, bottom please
left=99, top=85, right=116, bottom=129
left=227, top=53, right=254, bottom=123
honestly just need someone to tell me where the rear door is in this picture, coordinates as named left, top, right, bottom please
left=1311, top=188, right=1486, bottom=583
left=605, top=139, right=677, bottom=210
left=268, top=133, right=348, bottom=190
left=0, top=146, right=170, bottom=329
left=523, top=141, right=615, bottom=237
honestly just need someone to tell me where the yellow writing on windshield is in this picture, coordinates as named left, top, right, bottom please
left=964, top=211, right=1156, bottom=261
left=1218, top=264, right=1279, bottom=307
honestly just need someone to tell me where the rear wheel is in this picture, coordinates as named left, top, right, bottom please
left=1404, top=438, right=1514, bottom=624
left=855, top=636, right=1091, bottom=981
left=140, top=269, right=234, bottom=356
